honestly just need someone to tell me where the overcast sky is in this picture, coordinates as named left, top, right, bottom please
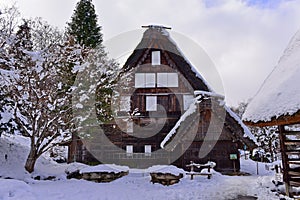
left=1, top=0, right=300, bottom=107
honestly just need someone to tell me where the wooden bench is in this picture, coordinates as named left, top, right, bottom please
left=185, top=161, right=216, bottom=180
left=186, top=172, right=212, bottom=180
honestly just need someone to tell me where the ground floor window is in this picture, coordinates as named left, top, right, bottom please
left=126, top=145, right=133, bottom=156
left=145, top=145, right=152, bottom=156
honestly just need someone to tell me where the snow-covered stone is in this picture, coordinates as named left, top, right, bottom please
left=79, top=164, right=129, bottom=174
left=146, top=165, right=185, bottom=176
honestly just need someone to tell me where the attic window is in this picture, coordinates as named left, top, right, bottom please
left=151, top=51, right=161, bottom=65
left=157, top=73, right=178, bottom=87
left=135, top=73, right=155, bottom=88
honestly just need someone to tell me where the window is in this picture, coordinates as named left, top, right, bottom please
left=135, top=73, right=144, bottom=88
left=127, top=121, right=133, bottom=133
left=120, top=96, right=131, bottom=111
left=146, top=96, right=157, bottom=111
left=157, top=95, right=169, bottom=111
left=126, top=145, right=133, bottom=156
left=145, top=73, right=156, bottom=87
left=151, top=51, right=161, bottom=65
left=157, top=73, right=167, bottom=87
left=168, top=73, right=179, bottom=87
left=183, top=95, right=194, bottom=110
left=135, top=73, right=155, bottom=88
left=157, top=73, right=178, bottom=87
left=145, top=145, right=152, bottom=156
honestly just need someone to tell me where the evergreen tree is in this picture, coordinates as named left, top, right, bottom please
left=67, top=0, right=103, bottom=48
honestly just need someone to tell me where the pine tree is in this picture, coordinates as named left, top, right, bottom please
left=67, top=0, right=103, bottom=48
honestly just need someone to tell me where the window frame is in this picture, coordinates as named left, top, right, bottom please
left=183, top=94, right=194, bottom=110
left=144, top=145, right=152, bottom=156
left=120, top=96, right=131, bottom=111
left=157, top=73, right=178, bottom=87
left=146, top=96, right=157, bottom=111
left=135, top=73, right=156, bottom=88
left=151, top=51, right=161, bottom=65
left=126, top=145, right=133, bottom=156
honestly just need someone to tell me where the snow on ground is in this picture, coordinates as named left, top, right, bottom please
left=0, top=134, right=69, bottom=181
left=0, top=134, right=292, bottom=200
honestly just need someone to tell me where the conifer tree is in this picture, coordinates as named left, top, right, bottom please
left=67, top=0, right=103, bottom=48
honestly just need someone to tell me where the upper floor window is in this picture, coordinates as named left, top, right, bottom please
left=135, top=73, right=155, bottom=88
left=157, top=73, right=178, bottom=87
left=183, top=94, right=194, bottom=110
left=151, top=51, right=161, bottom=65
left=127, top=121, right=133, bottom=133
left=146, top=96, right=157, bottom=111
left=120, top=96, right=131, bottom=111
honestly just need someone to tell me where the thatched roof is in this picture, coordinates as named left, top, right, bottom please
left=122, top=25, right=210, bottom=91
left=243, top=30, right=300, bottom=127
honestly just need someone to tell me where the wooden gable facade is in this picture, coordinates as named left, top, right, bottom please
left=69, top=26, right=256, bottom=172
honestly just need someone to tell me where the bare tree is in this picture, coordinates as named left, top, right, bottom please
left=1, top=21, right=73, bottom=172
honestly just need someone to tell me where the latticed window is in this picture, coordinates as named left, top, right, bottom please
left=135, top=73, right=155, bottom=88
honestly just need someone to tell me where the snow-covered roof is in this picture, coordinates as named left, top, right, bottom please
left=160, top=97, right=198, bottom=150
left=161, top=91, right=258, bottom=149
left=122, top=26, right=211, bottom=92
left=224, top=106, right=258, bottom=144
left=243, top=29, right=300, bottom=126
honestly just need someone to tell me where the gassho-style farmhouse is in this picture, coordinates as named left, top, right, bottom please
left=66, top=25, right=257, bottom=173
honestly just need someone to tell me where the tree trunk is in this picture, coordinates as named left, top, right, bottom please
left=25, top=148, right=38, bottom=173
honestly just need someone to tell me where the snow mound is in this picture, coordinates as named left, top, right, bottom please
left=0, top=134, right=70, bottom=181
left=146, top=165, right=185, bottom=176
left=243, top=29, right=300, bottom=123
left=64, top=162, right=89, bottom=174
left=0, top=135, right=31, bottom=180
left=79, top=164, right=130, bottom=174
left=0, top=179, right=35, bottom=200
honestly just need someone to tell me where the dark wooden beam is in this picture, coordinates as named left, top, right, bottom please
left=244, top=110, right=300, bottom=127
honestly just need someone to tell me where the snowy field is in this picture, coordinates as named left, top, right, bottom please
left=0, top=135, right=291, bottom=200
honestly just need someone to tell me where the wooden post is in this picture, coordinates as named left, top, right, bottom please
left=278, top=125, right=291, bottom=197
left=233, top=161, right=236, bottom=173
